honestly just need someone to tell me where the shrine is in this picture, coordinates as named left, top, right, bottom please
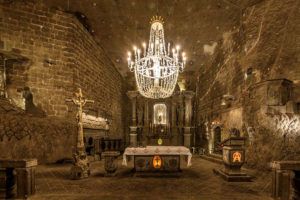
left=0, top=0, right=299, bottom=200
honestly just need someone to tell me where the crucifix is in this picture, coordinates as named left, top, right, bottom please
left=66, top=88, right=94, bottom=179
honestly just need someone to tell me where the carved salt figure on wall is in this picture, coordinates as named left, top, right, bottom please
left=22, top=87, right=45, bottom=116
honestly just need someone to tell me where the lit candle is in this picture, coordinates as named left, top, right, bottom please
left=133, top=46, right=137, bottom=60
left=127, top=57, right=131, bottom=65
left=137, top=49, right=141, bottom=60
left=142, top=42, right=146, bottom=56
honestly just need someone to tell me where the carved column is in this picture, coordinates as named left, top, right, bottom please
left=127, top=91, right=138, bottom=147
left=171, top=98, right=177, bottom=127
left=144, top=99, right=149, bottom=139
left=144, top=100, right=149, bottom=126
left=183, top=91, right=195, bottom=148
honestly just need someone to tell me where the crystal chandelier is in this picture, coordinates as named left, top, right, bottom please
left=127, top=16, right=186, bottom=99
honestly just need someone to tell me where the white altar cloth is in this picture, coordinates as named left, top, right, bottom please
left=122, top=146, right=192, bottom=167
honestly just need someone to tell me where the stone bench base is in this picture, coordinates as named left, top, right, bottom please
left=0, top=159, right=37, bottom=199
left=102, top=151, right=120, bottom=177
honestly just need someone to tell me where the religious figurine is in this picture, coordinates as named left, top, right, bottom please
left=66, top=88, right=94, bottom=179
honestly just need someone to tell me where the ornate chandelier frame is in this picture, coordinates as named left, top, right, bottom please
left=127, top=16, right=186, bottom=99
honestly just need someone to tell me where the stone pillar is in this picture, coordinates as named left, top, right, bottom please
left=183, top=91, right=194, bottom=126
left=129, top=127, right=138, bottom=147
left=183, top=91, right=195, bottom=147
left=171, top=99, right=177, bottom=127
left=127, top=91, right=139, bottom=147
left=144, top=100, right=149, bottom=127
left=183, top=127, right=192, bottom=147
left=127, top=91, right=138, bottom=126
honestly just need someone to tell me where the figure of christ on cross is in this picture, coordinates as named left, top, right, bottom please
left=153, top=155, right=162, bottom=169
left=66, top=88, right=94, bottom=179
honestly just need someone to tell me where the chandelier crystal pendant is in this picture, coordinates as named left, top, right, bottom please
left=127, top=16, right=187, bottom=99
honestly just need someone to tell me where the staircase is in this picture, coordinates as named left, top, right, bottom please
left=199, top=153, right=223, bottom=164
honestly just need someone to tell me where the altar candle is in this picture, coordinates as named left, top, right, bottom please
left=133, top=46, right=137, bottom=60
left=142, top=42, right=146, bottom=56
left=137, top=49, right=141, bottom=60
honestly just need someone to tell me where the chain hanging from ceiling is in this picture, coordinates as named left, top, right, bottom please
left=127, top=16, right=186, bottom=99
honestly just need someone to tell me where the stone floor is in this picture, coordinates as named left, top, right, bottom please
left=30, top=157, right=273, bottom=200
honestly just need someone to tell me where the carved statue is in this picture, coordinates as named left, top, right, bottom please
left=22, top=87, right=34, bottom=112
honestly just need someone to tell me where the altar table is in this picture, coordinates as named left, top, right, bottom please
left=122, top=146, right=192, bottom=172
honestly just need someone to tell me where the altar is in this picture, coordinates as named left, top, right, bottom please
left=122, top=146, right=192, bottom=174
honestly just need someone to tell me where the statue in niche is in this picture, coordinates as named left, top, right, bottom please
left=246, top=127, right=255, bottom=144
left=22, top=87, right=34, bottom=111
left=22, top=87, right=45, bottom=117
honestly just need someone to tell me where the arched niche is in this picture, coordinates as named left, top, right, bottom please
left=153, top=103, right=167, bottom=125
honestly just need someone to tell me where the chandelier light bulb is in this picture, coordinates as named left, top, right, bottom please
left=128, top=51, right=131, bottom=56
left=176, top=45, right=180, bottom=50
left=182, top=52, right=186, bottom=57
left=142, top=42, right=146, bottom=47
left=133, top=46, right=137, bottom=51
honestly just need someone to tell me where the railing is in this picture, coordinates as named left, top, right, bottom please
left=96, top=138, right=123, bottom=153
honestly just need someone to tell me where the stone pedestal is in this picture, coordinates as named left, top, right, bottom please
left=0, top=159, right=37, bottom=199
left=214, top=137, right=251, bottom=182
left=102, top=151, right=120, bottom=177
left=70, top=149, right=90, bottom=180
left=130, top=126, right=138, bottom=147
left=184, top=127, right=192, bottom=147
left=270, top=161, right=300, bottom=200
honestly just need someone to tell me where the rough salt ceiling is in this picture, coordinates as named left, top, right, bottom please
left=42, top=0, right=256, bottom=77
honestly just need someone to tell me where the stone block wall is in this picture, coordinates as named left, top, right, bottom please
left=0, top=1, right=125, bottom=162
left=0, top=2, right=74, bottom=116
left=0, top=99, right=76, bottom=163
left=195, top=0, right=300, bottom=169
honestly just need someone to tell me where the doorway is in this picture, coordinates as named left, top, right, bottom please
left=213, top=126, right=222, bottom=154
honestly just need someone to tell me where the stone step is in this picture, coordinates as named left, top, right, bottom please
left=199, top=154, right=223, bottom=165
